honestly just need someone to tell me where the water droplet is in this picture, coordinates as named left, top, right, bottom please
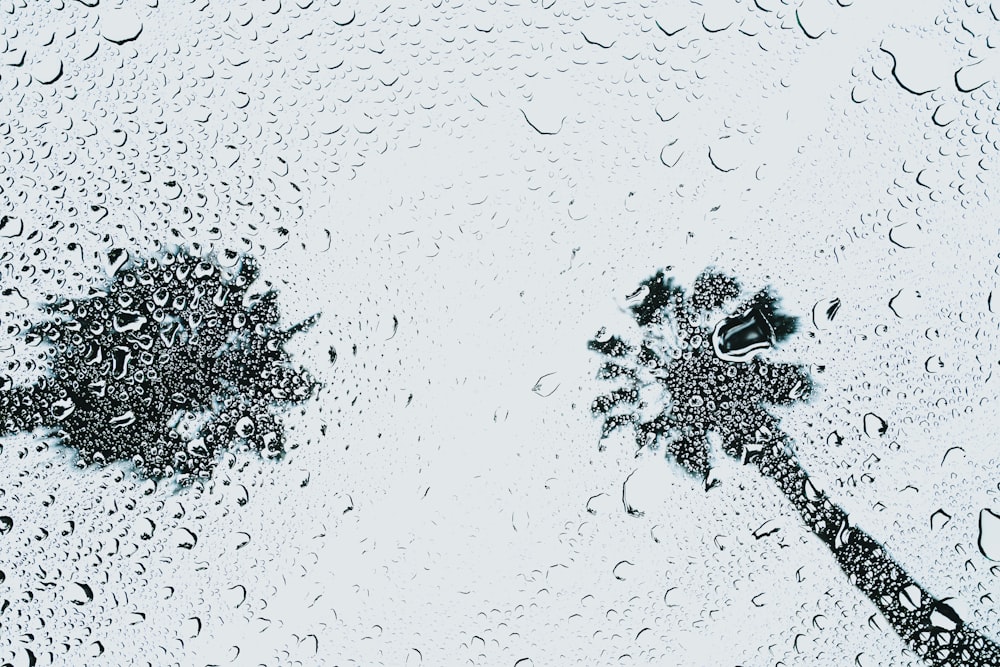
left=711, top=307, right=774, bottom=362
left=978, top=508, right=1000, bottom=561
left=100, top=9, right=143, bottom=44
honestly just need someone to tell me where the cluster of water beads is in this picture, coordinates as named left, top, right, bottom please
left=0, top=247, right=318, bottom=484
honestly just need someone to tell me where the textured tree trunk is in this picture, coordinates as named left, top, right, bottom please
left=754, top=435, right=1000, bottom=666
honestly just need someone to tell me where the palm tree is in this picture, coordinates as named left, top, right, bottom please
left=589, top=269, right=1000, bottom=666
left=0, top=247, right=318, bottom=484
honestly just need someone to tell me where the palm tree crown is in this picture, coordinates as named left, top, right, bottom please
left=590, top=269, right=809, bottom=482
left=0, top=248, right=318, bottom=483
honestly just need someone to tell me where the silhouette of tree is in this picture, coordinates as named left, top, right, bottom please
left=0, top=248, right=318, bottom=484
left=590, top=269, right=1000, bottom=666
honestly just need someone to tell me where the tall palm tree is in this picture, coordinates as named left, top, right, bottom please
left=0, top=247, right=318, bottom=483
left=589, top=269, right=1000, bottom=666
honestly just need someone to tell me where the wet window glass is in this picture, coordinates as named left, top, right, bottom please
left=1, top=1, right=999, bottom=666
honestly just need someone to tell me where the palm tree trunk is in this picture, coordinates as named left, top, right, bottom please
left=753, top=436, right=1000, bottom=666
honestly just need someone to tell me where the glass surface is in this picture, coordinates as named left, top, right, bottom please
left=0, top=1, right=999, bottom=665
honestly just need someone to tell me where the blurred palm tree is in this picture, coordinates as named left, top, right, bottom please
left=0, top=247, right=318, bottom=484
left=590, top=269, right=999, bottom=666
